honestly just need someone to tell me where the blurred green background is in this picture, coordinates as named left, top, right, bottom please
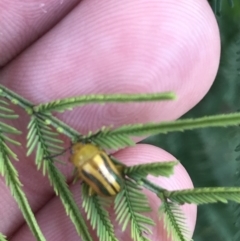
left=143, top=1, right=240, bottom=240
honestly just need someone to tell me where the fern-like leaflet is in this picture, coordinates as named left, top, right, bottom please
left=124, top=161, right=178, bottom=178
left=159, top=200, right=192, bottom=241
left=33, top=92, right=176, bottom=113
left=26, top=115, right=93, bottom=241
left=0, top=233, right=7, bottom=241
left=27, top=116, right=65, bottom=173
left=0, top=98, right=46, bottom=241
left=114, top=179, right=155, bottom=241
left=166, top=187, right=240, bottom=204
left=82, top=183, right=117, bottom=241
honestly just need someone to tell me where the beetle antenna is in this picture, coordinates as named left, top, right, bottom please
left=44, top=146, right=72, bottom=160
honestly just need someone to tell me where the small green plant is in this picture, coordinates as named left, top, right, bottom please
left=1, top=84, right=240, bottom=241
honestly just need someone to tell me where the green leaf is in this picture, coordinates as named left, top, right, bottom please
left=0, top=103, right=18, bottom=119
left=124, top=161, right=178, bottom=178
left=25, top=116, right=92, bottom=241
left=2, top=135, right=21, bottom=146
left=0, top=99, right=8, bottom=105
left=0, top=136, right=46, bottom=241
left=0, top=105, right=14, bottom=112
left=0, top=121, right=21, bottom=134
left=82, top=183, right=117, bottom=241
left=84, top=113, right=240, bottom=154
left=45, top=161, right=92, bottom=241
left=0, top=233, right=7, bottom=241
left=33, top=92, right=176, bottom=113
left=0, top=84, right=33, bottom=109
left=85, top=112, right=240, bottom=151
left=0, top=104, right=21, bottom=157
left=166, top=187, right=240, bottom=204
left=95, top=112, right=240, bottom=142
left=37, top=112, right=81, bottom=139
left=26, top=116, right=64, bottom=170
left=89, top=127, right=135, bottom=150
left=159, top=201, right=192, bottom=241
left=0, top=113, right=19, bottom=119
left=114, top=179, right=155, bottom=241
left=1, top=142, right=18, bottom=160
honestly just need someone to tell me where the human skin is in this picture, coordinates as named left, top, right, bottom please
left=0, top=0, right=220, bottom=240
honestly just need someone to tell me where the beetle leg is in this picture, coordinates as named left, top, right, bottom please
left=88, top=186, right=95, bottom=196
left=71, top=168, right=79, bottom=185
left=115, top=164, right=124, bottom=173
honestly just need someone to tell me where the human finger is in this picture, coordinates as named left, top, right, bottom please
left=0, top=0, right=215, bottom=236
left=0, top=0, right=220, bottom=133
left=0, top=0, right=80, bottom=66
left=10, top=144, right=196, bottom=241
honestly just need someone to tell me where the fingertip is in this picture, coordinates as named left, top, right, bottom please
left=114, top=143, right=197, bottom=240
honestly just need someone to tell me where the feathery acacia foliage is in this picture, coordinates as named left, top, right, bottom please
left=0, top=100, right=19, bottom=120
left=26, top=115, right=93, bottom=241
left=114, top=179, right=155, bottom=241
left=0, top=99, right=46, bottom=241
left=109, top=112, right=240, bottom=136
left=82, top=183, right=117, bottom=241
left=159, top=200, right=191, bottom=241
left=26, top=116, right=65, bottom=173
left=78, top=112, right=240, bottom=152
left=82, top=126, right=135, bottom=150
left=1, top=84, right=184, bottom=241
left=0, top=3, right=240, bottom=241
left=165, top=187, right=240, bottom=204
left=33, top=92, right=176, bottom=113
left=0, top=233, right=7, bottom=241
left=124, top=161, right=178, bottom=178
left=44, top=160, right=93, bottom=241
left=1, top=52, right=240, bottom=241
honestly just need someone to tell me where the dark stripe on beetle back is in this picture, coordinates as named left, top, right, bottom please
left=82, top=169, right=112, bottom=196
left=99, top=153, right=122, bottom=192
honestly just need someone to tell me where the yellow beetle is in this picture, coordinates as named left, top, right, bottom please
left=70, top=143, right=123, bottom=197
